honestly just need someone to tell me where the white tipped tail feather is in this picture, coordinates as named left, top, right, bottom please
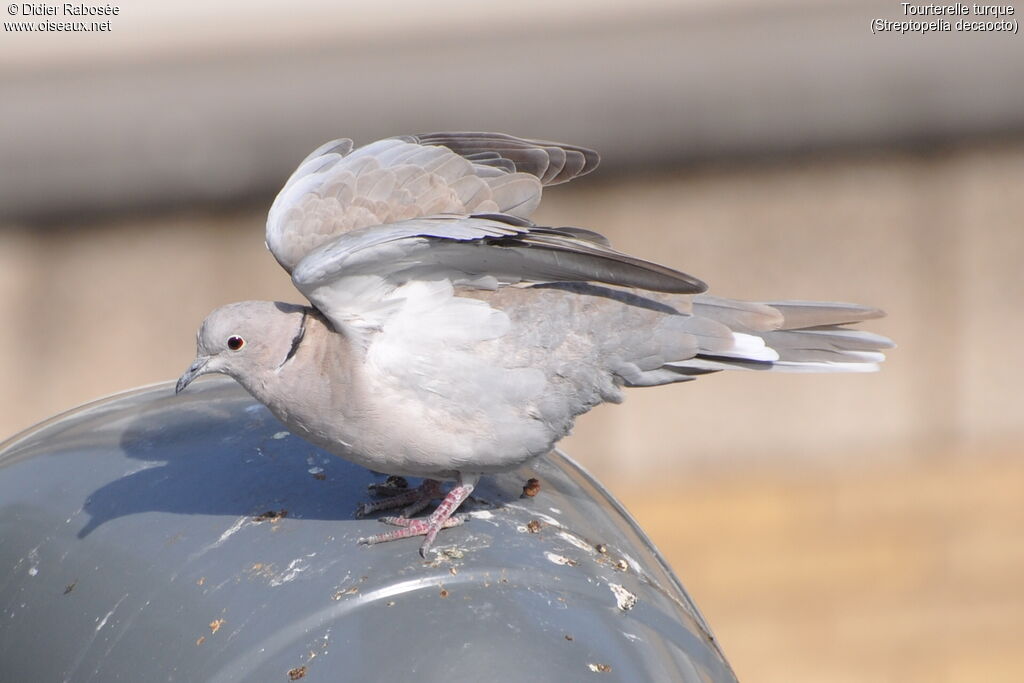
left=673, top=296, right=894, bottom=375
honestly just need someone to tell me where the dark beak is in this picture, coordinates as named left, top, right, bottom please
left=175, top=356, right=210, bottom=394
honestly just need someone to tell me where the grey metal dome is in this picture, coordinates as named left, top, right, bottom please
left=0, top=377, right=736, bottom=682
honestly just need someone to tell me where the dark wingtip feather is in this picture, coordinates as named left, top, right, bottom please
left=490, top=231, right=707, bottom=294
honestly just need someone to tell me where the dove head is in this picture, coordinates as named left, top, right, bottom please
left=176, top=301, right=310, bottom=394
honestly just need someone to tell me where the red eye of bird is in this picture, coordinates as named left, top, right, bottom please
left=227, top=335, right=245, bottom=351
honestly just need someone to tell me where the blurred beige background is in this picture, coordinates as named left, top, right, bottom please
left=2, top=2, right=1023, bottom=681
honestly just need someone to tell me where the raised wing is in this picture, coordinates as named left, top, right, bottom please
left=291, top=214, right=706, bottom=342
left=266, top=132, right=600, bottom=273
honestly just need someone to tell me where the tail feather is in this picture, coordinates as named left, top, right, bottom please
left=668, top=296, right=893, bottom=376
left=692, top=294, right=784, bottom=332
left=761, top=300, right=893, bottom=371
left=769, top=360, right=885, bottom=373
left=760, top=326, right=894, bottom=364
left=765, top=300, right=885, bottom=329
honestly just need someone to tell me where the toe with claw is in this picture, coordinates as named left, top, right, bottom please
left=357, top=474, right=479, bottom=557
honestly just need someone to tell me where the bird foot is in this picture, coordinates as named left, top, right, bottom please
left=357, top=478, right=477, bottom=557
left=358, top=514, right=466, bottom=549
left=355, top=478, right=442, bottom=518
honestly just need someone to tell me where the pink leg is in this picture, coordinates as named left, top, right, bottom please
left=354, top=479, right=442, bottom=518
left=358, top=474, right=479, bottom=558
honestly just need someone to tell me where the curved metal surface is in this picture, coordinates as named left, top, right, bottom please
left=0, top=377, right=736, bottom=682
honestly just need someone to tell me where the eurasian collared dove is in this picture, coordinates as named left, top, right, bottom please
left=176, top=132, right=893, bottom=557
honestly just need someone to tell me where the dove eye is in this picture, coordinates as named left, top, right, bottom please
left=227, top=335, right=245, bottom=351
